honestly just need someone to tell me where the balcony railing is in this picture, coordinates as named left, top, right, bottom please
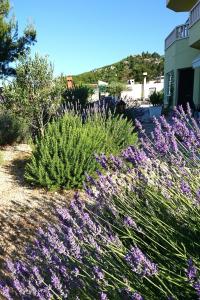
left=165, top=24, right=189, bottom=49
left=190, top=0, right=200, bottom=27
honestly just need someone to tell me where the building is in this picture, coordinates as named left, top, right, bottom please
left=121, top=76, right=164, bottom=101
left=164, top=0, right=200, bottom=110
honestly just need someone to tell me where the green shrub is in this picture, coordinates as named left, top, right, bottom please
left=149, top=90, right=163, bottom=106
left=0, top=111, right=30, bottom=145
left=25, top=111, right=137, bottom=190
left=62, top=85, right=94, bottom=108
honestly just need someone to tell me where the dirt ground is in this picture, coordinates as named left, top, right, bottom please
left=0, top=144, right=75, bottom=280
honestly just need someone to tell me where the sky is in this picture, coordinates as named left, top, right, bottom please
left=10, top=0, right=188, bottom=76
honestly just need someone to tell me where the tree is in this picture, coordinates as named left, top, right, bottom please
left=107, top=82, right=128, bottom=98
left=2, top=54, right=62, bottom=136
left=62, top=85, right=94, bottom=108
left=0, top=0, right=36, bottom=78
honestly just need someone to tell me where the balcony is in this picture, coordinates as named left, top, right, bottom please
left=165, top=0, right=200, bottom=50
left=166, top=0, right=198, bottom=12
left=190, top=0, right=200, bottom=27
left=165, top=24, right=189, bottom=50
left=189, top=0, right=200, bottom=48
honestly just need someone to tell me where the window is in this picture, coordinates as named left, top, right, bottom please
left=166, top=71, right=174, bottom=97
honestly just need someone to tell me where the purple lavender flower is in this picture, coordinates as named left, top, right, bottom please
left=135, top=119, right=143, bottom=131
left=121, top=289, right=143, bottom=300
left=124, top=216, right=136, bottom=226
left=125, top=246, right=158, bottom=277
left=51, top=272, right=63, bottom=295
left=193, top=280, right=200, bottom=297
left=6, top=260, right=16, bottom=274
left=196, top=189, right=200, bottom=205
left=160, top=115, right=172, bottom=132
left=85, top=173, right=96, bottom=185
left=2, top=104, right=200, bottom=300
left=100, top=292, right=108, bottom=300
left=131, top=291, right=144, bottom=300
left=72, top=267, right=80, bottom=277
left=95, top=154, right=108, bottom=169
left=123, top=146, right=148, bottom=166
left=32, top=266, right=43, bottom=285
left=123, top=216, right=138, bottom=230
left=0, top=284, right=13, bottom=300
left=57, top=207, right=72, bottom=222
left=186, top=102, right=192, bottom=117
left=186, top=259, right=197, bottom=282
left=93, top=266, right=105, bottom=280
left=170, top=132, right=178, bottom=153
left=180, top=181, right=191, bottom=195
left=13, top=279, right=26, bottom=295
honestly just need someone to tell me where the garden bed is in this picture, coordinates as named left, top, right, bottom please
left=0, top=145, right=76, bottom=278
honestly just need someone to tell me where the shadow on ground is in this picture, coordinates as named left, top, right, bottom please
left=6, top=157, right=29, bottom=186
left=0, top=153, right=75, bottom=283
left=0, top=192, right=74, bottom=281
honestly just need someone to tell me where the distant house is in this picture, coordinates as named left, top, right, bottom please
left=87, top=76, right=164, bottom=103
left=121, top=76, right=164, bottom=101
left=164, top=0, right=200, bottom=110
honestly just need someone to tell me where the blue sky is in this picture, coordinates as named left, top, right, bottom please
left=11, top=0, right=188, bottom=76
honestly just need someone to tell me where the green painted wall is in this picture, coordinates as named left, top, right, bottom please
left=164, top=38, right=200, bottom=107
left=189, top=20, right=200, bottom=49
left=194, top=68, right=200, bottom=107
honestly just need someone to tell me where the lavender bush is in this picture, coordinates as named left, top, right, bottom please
left=1, top=104, right=200, bottom=299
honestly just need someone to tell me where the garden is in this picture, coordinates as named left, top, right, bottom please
left=0, top=1, right=200, bottom=299
left=0, top=54, right=200, bottom=300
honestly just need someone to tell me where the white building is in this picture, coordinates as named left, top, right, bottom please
left=88, top=76, right=164, bottom=103
left=121, top=76, right=164, bottom=101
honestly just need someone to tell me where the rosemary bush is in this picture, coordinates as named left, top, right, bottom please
left=25, top=109, right=136, bottom=190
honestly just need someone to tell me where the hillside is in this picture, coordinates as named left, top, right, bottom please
left=73, top=52, right=164, bottom=85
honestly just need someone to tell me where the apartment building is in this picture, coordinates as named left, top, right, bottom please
left=164, top=0, right=200, bottom=110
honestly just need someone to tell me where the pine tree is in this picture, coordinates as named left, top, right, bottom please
left=0, top=0, right=36, bottom=78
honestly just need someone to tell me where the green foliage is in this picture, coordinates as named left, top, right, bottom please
left=107, top=81, right=127, bottom=98
left=62, top=85, right=94, bottom=107
left=73, top=52, right=164, bottom=84
left=54, top=74, right=68, bottom=94
left=2, top=54, right=62, bottom=136
left=149, top=90, right=163, bottom=106
left=0, top=110, right=30, bottom=145
left=0, top=0, right=36, bottom=78
left=25, top=111, right=137, bottom=190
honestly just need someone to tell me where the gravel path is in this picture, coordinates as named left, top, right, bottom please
left=0, top=145, right=74, bottom=280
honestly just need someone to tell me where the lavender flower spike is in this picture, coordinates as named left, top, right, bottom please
left=131, top=291, right=144, bottom=300
left=186, top=259, right=197, bottom=282
left=125, top=246, right=158, bottom=277
left=100, top=292, right=108, bottom=300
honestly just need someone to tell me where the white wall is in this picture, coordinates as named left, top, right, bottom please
left=88, top=88, right=100, bottom=102
left=121, top=79, right=164, bottom=100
